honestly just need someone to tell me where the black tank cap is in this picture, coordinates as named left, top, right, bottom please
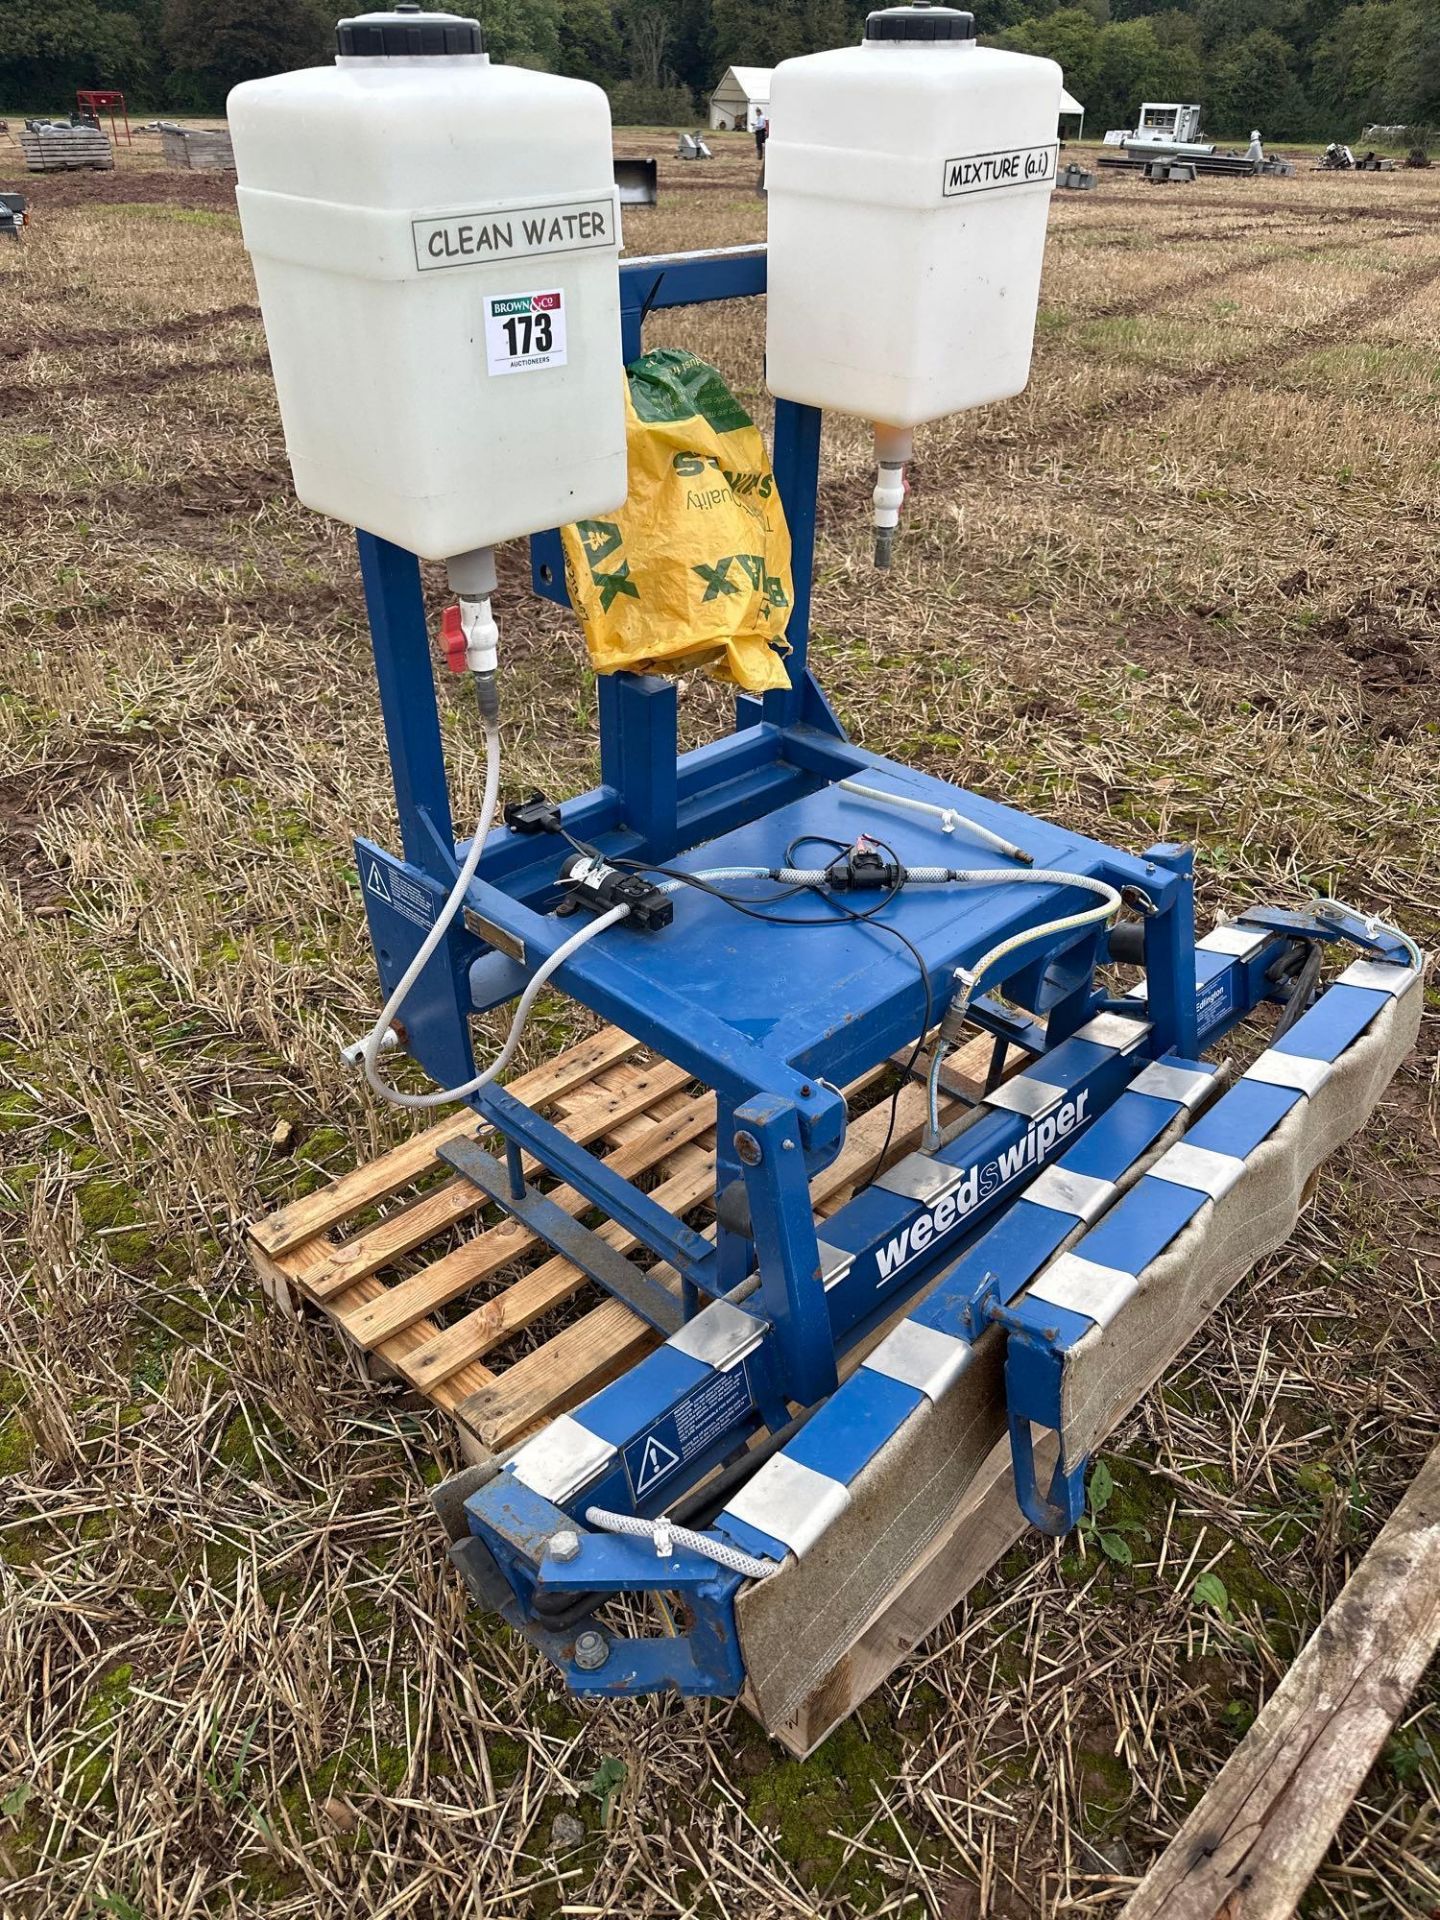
left=865, top=3, right=976, bottom=41
left=336, top=4, right=483, bottom=57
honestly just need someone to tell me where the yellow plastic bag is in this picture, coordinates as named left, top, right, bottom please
left=561, top=348, right=793, bottom=693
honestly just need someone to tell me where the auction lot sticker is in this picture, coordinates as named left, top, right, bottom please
left=484, top=289, right=567, bottom=375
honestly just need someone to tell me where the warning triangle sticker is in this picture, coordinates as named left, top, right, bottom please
left=365, top=859, right=392, bottom=904
left=633, top=1433, right=680, bottom=1496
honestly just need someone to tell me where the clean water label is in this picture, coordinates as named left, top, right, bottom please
left=484, top=290, right=567, bottom=376
left=412, top=197, right=614, bottom=271
left=941, top=144, right=1057, bottom=197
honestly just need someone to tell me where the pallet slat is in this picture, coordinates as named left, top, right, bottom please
left=302, top=1058, right=692, bottom=1300
left=251, top=1026, right=638, bottom=1258
left=399, top=1104, right=719, bottom=1388
left=450, top=1048, right=995, bottom=1448
left=248, top=1025, right=1006, bottom=1442
left=345, top=1094, right=718, bottom=1351
left=245, top=1020, right=1036, bottom=1735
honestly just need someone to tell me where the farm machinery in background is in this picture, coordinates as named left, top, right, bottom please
left=1318, top=143, right=1399, bottom=172
left=1101, top=101, right=1295, bottom=179
left=229, top=5, right=1422, bottom=1725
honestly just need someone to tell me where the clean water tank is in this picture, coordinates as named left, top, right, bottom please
left=229, top=7, right=628, bottom=565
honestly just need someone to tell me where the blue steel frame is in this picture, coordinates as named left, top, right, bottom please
left=353, top=243, right=1205, bottom=1421
left=343, top=244, right=1417, bottom=1702
left=461, top=916, right=1410, bottom=1701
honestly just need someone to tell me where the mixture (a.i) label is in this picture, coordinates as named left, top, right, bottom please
left=941, top=144, right=1057, bottom=197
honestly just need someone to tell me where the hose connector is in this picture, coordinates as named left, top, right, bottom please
left=872, top=423, right=913, bottom=568
left=940, top=966, right=978, bottom=1044
left=445, top=546, right=501, bottom=718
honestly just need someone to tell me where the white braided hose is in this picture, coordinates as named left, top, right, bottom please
left=357, top=718, right=629, bottom=1112
left=584, top=1506, right=779, bottom=1581
left=924, top=870, right=1124, bottom=1145
left=653, top=866, right=773, bottom=892
left=837, top=777, right=1032, bottom=865
left=1311, top=896, right=1422, bottom=968
left=360, top=716, right=502, bottom=1108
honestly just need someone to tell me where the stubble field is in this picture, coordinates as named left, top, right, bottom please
left=1, top=128, right=1437, bottom=1918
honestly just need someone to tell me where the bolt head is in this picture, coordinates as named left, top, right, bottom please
left=733, top=1129, right=762, bottom=1167
left=547, top=1529, right=581, bottom=1563
left=573, top=1628, right=609, bottom=1671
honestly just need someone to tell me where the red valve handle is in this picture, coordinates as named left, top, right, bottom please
left=441, top=604, right=467, bottom=673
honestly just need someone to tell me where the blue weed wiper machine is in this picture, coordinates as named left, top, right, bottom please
left=340, top=247, right=1422, bottom=1729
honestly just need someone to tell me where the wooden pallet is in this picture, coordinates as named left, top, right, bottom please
left=160, top=126, right=235, bottom=171
left=246, top=1022, right=991, bottom=1466
left=250, top=1019, right=1318, bottom=1751
left=248, top=1020, right=1068, bottom=1743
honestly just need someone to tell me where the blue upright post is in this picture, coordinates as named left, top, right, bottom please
left=354, top=529, right=476, bottom=1089
left=584, top=269, right=684, bottom=856
left=734, top=1093, right=838, bottom=1407
left=597, top=673, right=680, bottom=857
left=713, top=1098, right=756, bottom=1297
left=1142, top=842, right=1198, bottom=1058
left=764, top=398, right=822, bottom=732
left=356, top=531, right=456, bottom=880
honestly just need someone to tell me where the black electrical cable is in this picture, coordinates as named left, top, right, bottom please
left=555, top=826, right=936, bottom=1190
left=784, top=832, right=850, bottom=867
left=1272, top=940, right=1324, bottom=1040
left=629, top=834, right=934, bottom=1188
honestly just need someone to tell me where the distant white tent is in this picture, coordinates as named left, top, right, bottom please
left=1060, top=87, right=1084, bottom=141
left=709, top=66, right=773, bottom=133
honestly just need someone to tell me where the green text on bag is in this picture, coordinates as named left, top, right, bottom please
left=561, top=350, right=793, bottom=693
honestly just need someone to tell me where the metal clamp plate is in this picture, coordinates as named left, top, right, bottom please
left=1149, top=1139, right=1247, bottom=1202
left=816, top=1239, right=855, bottom=1291
left=667, top=1298, right=766, bottom=1371
left=871, top=1151, right=962, bottom=1205
left=1337, top=959, right=1419, bottom=997
left=1024, top=1164, right=1116, bottom=1225
left=1128, top=1060, right=1214, bottom=1111
left=1069, top=1011, right=1152, bottom=1055
left=862, top=1318, right=973, bottom=1402
left=1027, top=1253, right=1138, bottom=1330
left=723, top=1454, right=850, bottom=1560
left=984, top=1074, right=1067, bottom=1121
left=509, top=1414, right=618, bottom=1506
left=1198, top=923, right=1271, bottom=961
left=1243, top=1050, right=1331, bottom=1097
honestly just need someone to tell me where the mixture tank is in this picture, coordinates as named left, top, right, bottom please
left=763, top=3, right=1061, bottom=561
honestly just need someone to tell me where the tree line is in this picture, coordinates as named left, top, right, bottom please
left=0, top=0, right=1434, bottom=139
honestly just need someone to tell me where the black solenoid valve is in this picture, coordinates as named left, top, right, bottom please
left=822, top=845, right=905, bottom=890
left=559, top=853, right=674, bottom=933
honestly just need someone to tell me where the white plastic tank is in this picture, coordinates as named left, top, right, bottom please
left=763, top=2, right=1061, bottom=560
left=228, top=7, right=627, bottom=566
